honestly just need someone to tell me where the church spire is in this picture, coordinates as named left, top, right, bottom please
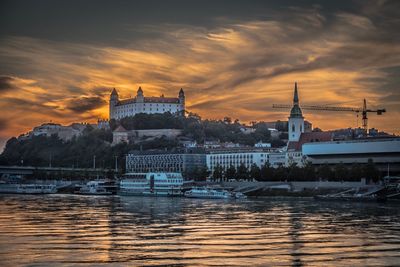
left=293, top=82, right=299, bottom=104
left=289, top=82, right=303, bottom=118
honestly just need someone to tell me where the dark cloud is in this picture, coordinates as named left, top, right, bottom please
left=90, top=87, right=114, bottom=98
left=1, top=97, right=65, bottom=117
left=67, top=86, right=85, bottom=95
left=66, top=96, right=106, bottom=113
left=0, top=76, right=14, bottom=92
left=0, top=118, right=7, bottom=131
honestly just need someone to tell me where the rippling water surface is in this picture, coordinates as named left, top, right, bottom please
left=0, top=195, right=399, bottom=266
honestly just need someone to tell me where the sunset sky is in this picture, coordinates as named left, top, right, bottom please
left=0, top=0, right=399, bottom=150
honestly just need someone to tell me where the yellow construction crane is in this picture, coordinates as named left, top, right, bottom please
left=273, top=99, right=386, bottom=132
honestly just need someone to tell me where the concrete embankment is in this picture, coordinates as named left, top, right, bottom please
left=222, top=180, right=375, bottom=197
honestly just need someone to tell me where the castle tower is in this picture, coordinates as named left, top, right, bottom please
left=288, top=82, right=304, bottom=142
left=178, top=88, right=185, bottom=116
left=136, top=86, right=144, bottom=102
left=109, top=88, right=119, bottom=119
left=136, top=86, right=144, bottom=113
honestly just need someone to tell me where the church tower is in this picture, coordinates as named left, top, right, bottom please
left=109, top=88, right=119, bottom=119
left=288, top=82, right=304, bottom=142
left=178, top=88, right=185, bottom=116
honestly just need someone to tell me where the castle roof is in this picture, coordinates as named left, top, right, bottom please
left=116, top=96, right=180, bottom=106
left=111, top=88, right=118, bottom=96
left=144, top=96, right=179, bottom=103
left=114, top=125, right=128, bottom=132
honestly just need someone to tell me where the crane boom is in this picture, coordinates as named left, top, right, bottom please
left=272, top=99, right=385, bottom=132
left=272, top=104, right=361, bottom=112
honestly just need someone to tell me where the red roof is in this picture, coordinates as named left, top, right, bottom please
left=114, top=125, right=127, bottom=132
left=287, top=131, right=333, bottom=151
left=117, top=98, right=136, bottom=105
left=144, top=97, right=179, bottom=103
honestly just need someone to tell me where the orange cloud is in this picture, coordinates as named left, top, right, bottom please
left=0, top=9, right=399, bottom=149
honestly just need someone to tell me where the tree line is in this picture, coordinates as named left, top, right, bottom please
left=0, top=112, right=285, bottom=167
left=208, top=160, right=381, bottom=183
left=111, top=112, right=286, bottom=147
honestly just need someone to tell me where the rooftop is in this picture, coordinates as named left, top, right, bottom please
left=287, top=131, right=333, bottom=151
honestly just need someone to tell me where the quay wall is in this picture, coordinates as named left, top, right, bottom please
left=222, top=180, right=371, bottom=191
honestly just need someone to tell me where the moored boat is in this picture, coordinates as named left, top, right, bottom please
left=0, top=181, right=57, bottom=194
left=77, top=179, right=117, bottom=195
left=184, top=187, right=233, bottom=199
left=119, top=172, right=187, bottom=196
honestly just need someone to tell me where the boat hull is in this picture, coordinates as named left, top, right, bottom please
left=0, top=184, right=57, bottom=194
left=119, top=190, right=183, bottom=197
left=185, top=195, right=231, bottom=199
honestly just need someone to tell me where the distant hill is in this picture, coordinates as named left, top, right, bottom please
left=0, top=113, right=284, bottom=168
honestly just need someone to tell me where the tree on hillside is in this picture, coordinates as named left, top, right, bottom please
left=249, top=163, right=261, bottom=181
left=236, top=163, right=250, bottom=181
left=272, top=166, right=287, bottom=181
left=287, top=163, right=302, bottom=181
left=363, top=159, right=380, bottom=183
left=302, top=161, right=316, bottom=181
left=334, top=163, right=347, bottom=181
left=317, top=164, right=334, bottom=180
left=260, top=162, right=274, bottom=181
left=225, top=165, right=236, bottom=181
left=349, top=163, right=363, bottom=181
left=197, top=166, right=210, bottom=182
left=212, top=164, right=224, bottom=182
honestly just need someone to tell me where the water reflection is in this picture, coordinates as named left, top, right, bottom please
left=0, top=195, right=399, bottom=266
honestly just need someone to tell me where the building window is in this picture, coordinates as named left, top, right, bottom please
left=292, top=124, right=295, bottom=132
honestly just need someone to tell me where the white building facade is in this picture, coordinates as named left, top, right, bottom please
left=126, top=151, right=206, bottom=174
left=110, top=87, right=185, bottom=120
left=302, top=138, right=400, bottom=170
left=207, top=149, right=286, bottom=172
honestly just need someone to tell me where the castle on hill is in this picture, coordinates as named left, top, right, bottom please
left=109, top=87, right=185, bottom=120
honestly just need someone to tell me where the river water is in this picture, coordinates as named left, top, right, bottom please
left=0, top=195, right=399, bottom=266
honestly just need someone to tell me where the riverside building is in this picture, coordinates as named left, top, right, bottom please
left=125, top=149, right=206, bottom=175
left=109, top=87, right=185, bottom=120
left=206, top=148, right=286, bottom=173
left=303, top=138, right=400, bottom=172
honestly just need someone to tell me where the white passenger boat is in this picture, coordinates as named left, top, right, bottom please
left=0, top=181, right=57, bottom=194
left=234, top=192, right=247, bottom=199
left=119, top=172, right=185, bottom=196
left=184, top=187, right=233, bottom=199
left=78, top=179, right=116, bottom=195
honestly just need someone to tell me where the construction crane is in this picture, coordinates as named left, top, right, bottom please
left=272, top=99, right=386, bottom=132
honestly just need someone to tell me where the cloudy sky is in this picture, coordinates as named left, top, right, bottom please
left=0, top=0, right=399, bottom=149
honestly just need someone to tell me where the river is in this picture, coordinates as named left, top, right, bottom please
left=0, top=195, right=399, bottom=266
